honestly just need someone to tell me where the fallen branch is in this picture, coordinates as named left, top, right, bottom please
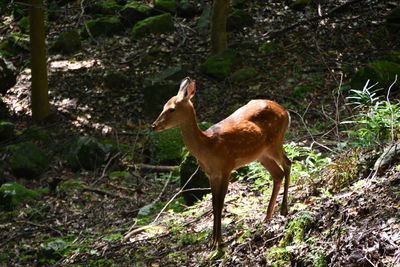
left=134, top=163, right=178, bottom=172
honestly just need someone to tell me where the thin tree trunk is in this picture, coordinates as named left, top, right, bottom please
left=211, top=0, right=229, bottom=54
left=30, top=0, right=51, bottom=122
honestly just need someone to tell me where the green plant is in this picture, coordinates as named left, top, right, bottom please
left=343, top=81, right=400, bottom=147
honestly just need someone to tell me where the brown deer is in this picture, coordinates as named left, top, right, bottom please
left=152, top=77, right=291, bottom=248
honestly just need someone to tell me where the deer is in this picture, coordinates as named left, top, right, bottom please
left=152, top=77, right=291, bottom=248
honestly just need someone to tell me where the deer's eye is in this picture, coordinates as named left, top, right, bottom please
left=169, top=107, right=175, bottom=112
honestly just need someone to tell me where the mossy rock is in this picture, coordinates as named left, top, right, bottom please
left=0, top=182, right=47, bottom=211
left=227, top=8, right=254, bottom=31
left=9, top=142, right=50, bottom=179
left=120, top=1, right=154, bottom=26
left=180, top=150, right=210, bottom=205
left=351, top=60, right=400, bottom=93
left=259, top=42, right=279, bottom=54
left=154, top=0, right=176, bottom=14
left=0, top=98, right=8, bottom=119
left=177, top=1, right=199, bottom=18
left=103, top=71, right=129, bottom=90
left=230, top=67, right=258, bottom=83
left=22, top=125, right=51, bottom=142
left=0, top=33, right=29, bottom=57
left=290, top=0, right=311, bottom=11
left=201, top=49, right=240, bottom=79
left=38, top=239, right=70, bottom=262
left=386, top=7, right=400, bottom=33
left=148, top=127, right=184, bottom=165
left=142, top=65, right=187, bottom=118
left=280, top=211, right=313, bottom=246
left=62, top=136, right=114, bottom=170
left=131, top=13, right=174, bottom=39
left=83, top=16, right=123, bottom=37
left=51, top=30, right=81, bottom=54
left=196, top=4, right=212, bottom=35
left=292, top=85, right=316, bottom=98
left=84, top=0, right=121, bottom=15
left=0, top=121, right=15, bottom=141
left=0, top=56, right=17, bottom=94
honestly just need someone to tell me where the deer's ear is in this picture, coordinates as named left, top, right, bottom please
left=177, top=77, right=195, bottom=102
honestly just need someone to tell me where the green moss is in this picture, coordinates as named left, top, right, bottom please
left=155, top=0, right=176, bottom=14
left=131, top=13, right=174, bottom=39
left=230, top=67, right=258, bottom=83
left=0, top=182, right=47, bottom=211
left=51, top=30, right=81, bottom=54
left=83, top=16, right=123, bottom=37
left=201, top=49, right=240, bottom=79
left=9, top=142, right=50, bottom=178
left=149, top=127, right=184, bottom=164
left=351, top=60, right=400, bottom=91
left=280, top=211, right=313, bottom=246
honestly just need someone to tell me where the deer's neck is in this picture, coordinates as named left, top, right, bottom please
left=179, top=106, right=210, bottom=161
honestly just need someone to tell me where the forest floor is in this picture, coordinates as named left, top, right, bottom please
left=1, top=0, right=400, bottom=266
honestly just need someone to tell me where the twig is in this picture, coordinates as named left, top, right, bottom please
left=91, top=152, right=121, bottom=186
left=82, top=186, right=135, bottom=201
left=386, top=75, right=397, bottom=142
left=134, top=163, right=179, bottom=172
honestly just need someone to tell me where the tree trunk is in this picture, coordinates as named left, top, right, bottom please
left=211, top=0, right=229, bottom=54
left=29, top=0, right=51, bottom=122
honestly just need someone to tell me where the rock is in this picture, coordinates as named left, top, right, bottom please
left=62, top=136, right=114, bottom=171
left=180, top=150, right=210, bottom=205
left=290, top=0, right=312, bottom=11
left=144, top=65, right=186, bottom=86
left=0, top=98, right=8, bottom=119
left=0, top=33, right=30, bottom=56
left=196, top=4, right=212, bottom=35
left=51, top=30, right=81, bottom=54
left=120, top=1, right=154, bottom=27
left=177, top=1, right=199, bottom=18
left=38, top=239, right=69, bottom=262
left=131, top=13, right=174, bottom=39
left=84, top=0, right=121, bottom=15
left=386, top=7, right=400, bottom=33
left=148, top=127, right=184, bottom=165
left=142, top=65, right=187, bottom=118
left=23, top=125, right=51, bottom=142
left=83, top=16, right=123, bottom=37
left=154, top=0, right=176, bottom=14
left=374, top=142, right=400, bottom=173
left=103, top=71, right=129, bottom=90
left=9, top=142, right=50, bottom=179
left=0, top=57, right=17, bottom=95
left=231, top=0, right=247, bottom=8
left=0, top=182, right=46, bottom=211
left=0, top=121, right=15, bottom=141
left=351, top=60, right=400, bottom=94
left=201, top=49, right=240, bottom=79
left=230, top=67, right=258, bottom=83
left=227, top=8, right=254, bottom=31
